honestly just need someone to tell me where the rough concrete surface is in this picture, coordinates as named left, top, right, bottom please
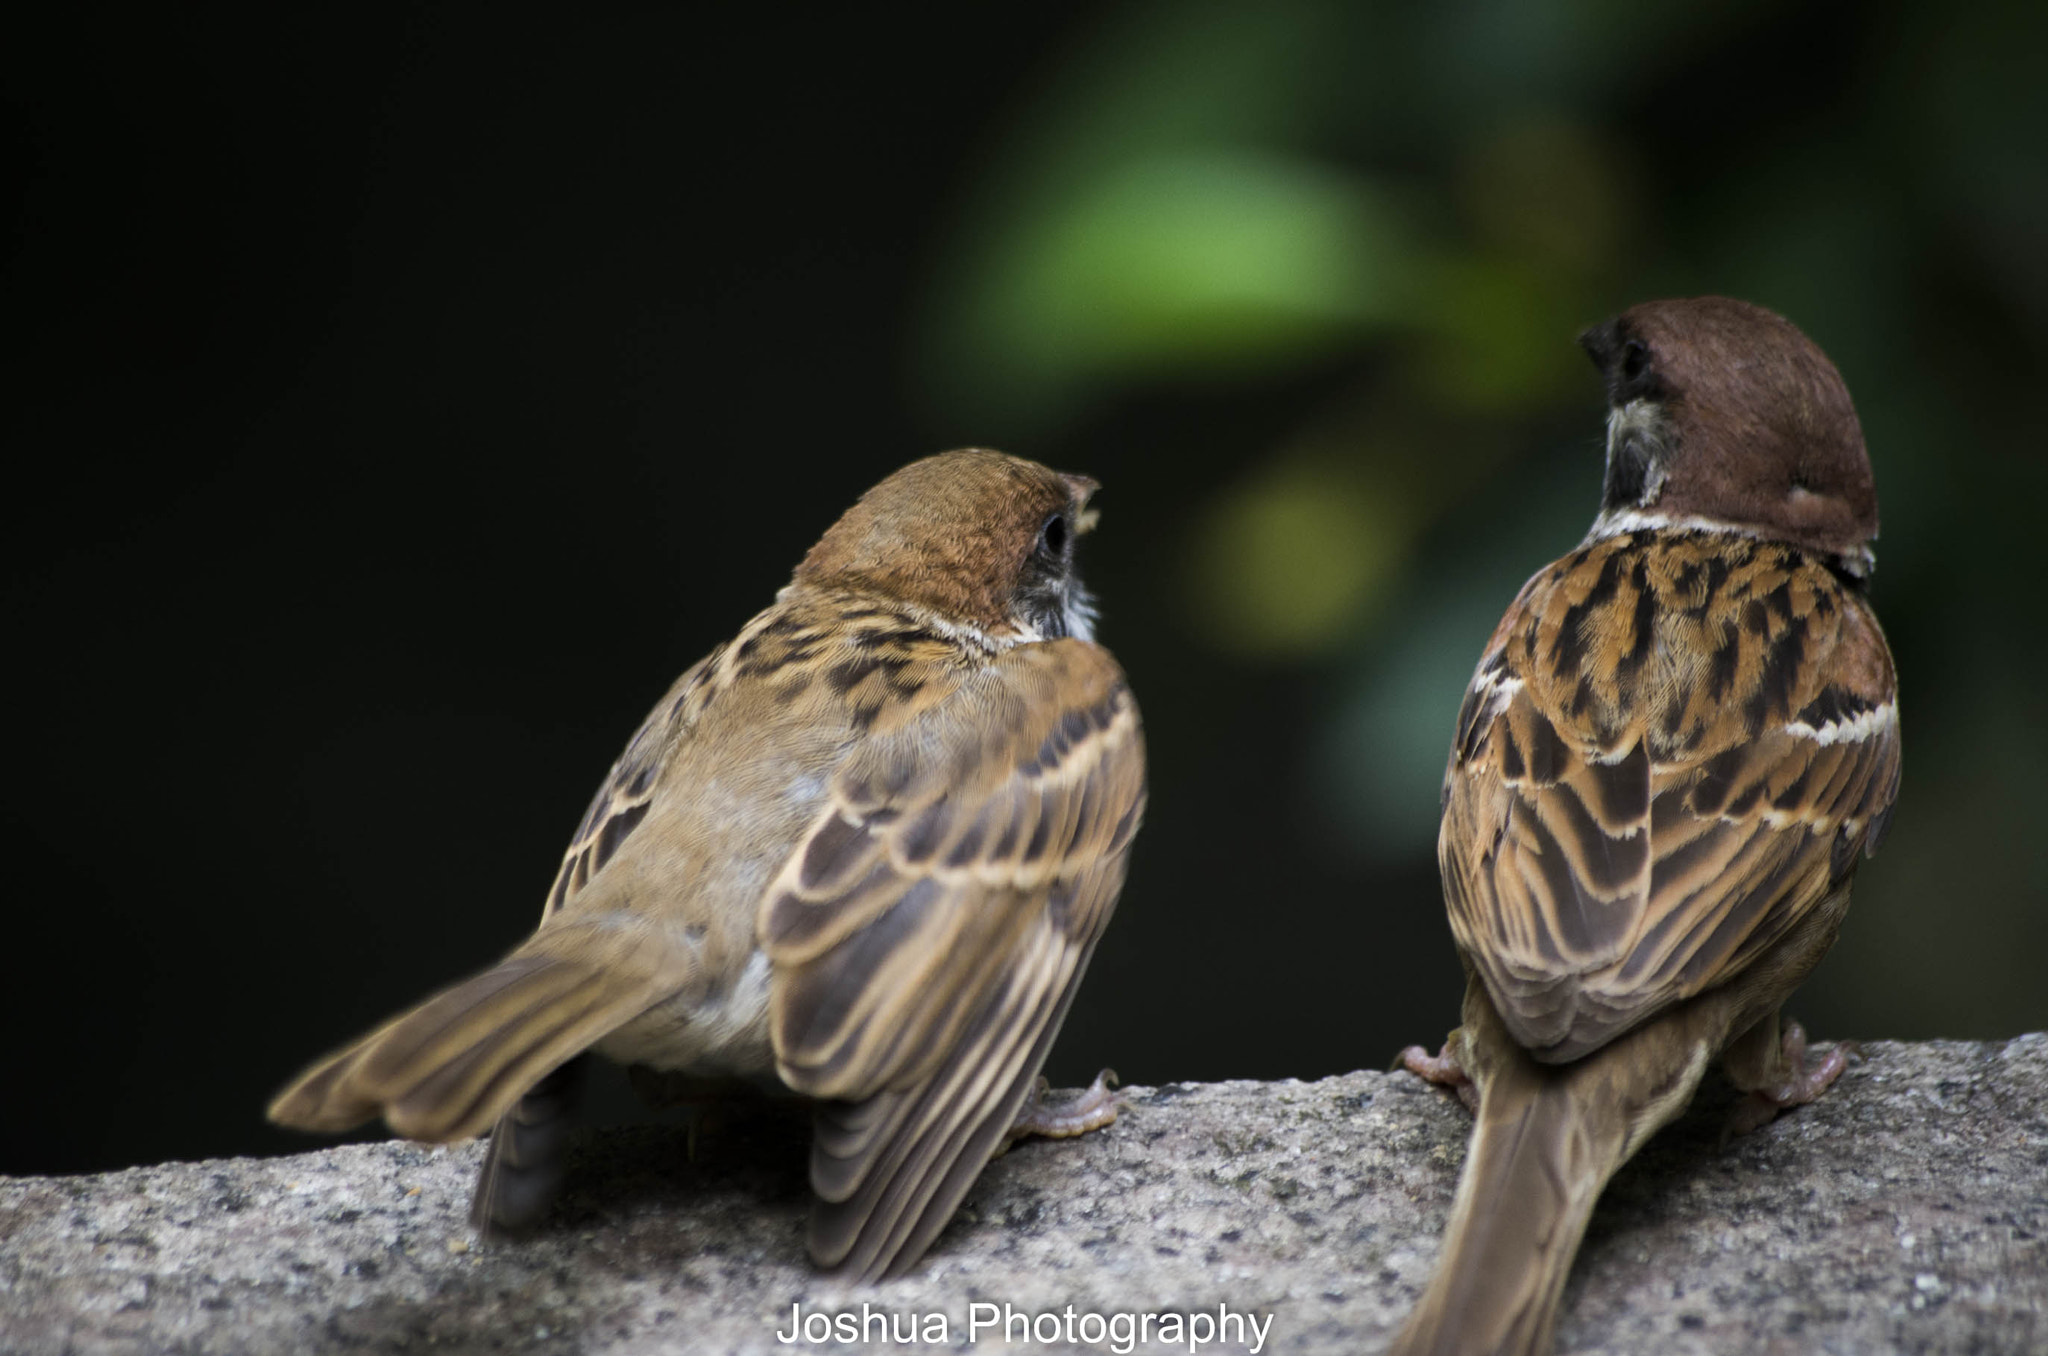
left=1, top=1037, right=2042, bottom=1355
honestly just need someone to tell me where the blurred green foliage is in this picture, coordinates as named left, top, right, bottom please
left=912, top=0, right=2048, bottom=1040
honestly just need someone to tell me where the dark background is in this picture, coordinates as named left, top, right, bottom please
left=7, top=2, right=2045, bottom=1177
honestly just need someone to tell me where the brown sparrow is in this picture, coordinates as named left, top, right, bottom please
left=1390, top=297, right=1901, bottom=1356
left=269, top=450, right=1146, bottom=1282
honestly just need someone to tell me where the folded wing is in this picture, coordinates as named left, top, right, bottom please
left=759, top=638, right=1145, bottom=1280
left=1443, top=536, right=1900, bottom=1061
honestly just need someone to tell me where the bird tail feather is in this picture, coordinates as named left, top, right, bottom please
left=468, top=1053, right=590, bottom=1232
left=1388, top=1058, right=1626, bottom=1356
left=267, top=947, right=663, bottom=1146
left=1388, top=1012, right=1717, bottom=1356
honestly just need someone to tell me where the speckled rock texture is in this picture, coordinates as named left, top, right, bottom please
left=2, top=1037, right=2042, bottom=1355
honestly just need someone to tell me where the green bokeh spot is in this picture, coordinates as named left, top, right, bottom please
left=969, top=152, right=1413, bottom=392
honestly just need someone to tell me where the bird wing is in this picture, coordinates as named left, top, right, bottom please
left=759, top=636, right=1145, bottom=1279
left=538, top=648, right=723, bottom=919
left=1443, top=534, right=1900, bottom=1062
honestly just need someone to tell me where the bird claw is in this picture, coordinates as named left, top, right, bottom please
left=1724, top=1021, right=1854, bottom=1140
left=999, top=1069, right=1122, bottom=1154
left=1399, top=1041, right=1479, bottom=1115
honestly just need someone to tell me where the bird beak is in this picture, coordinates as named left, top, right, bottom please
left=1062, top=473, right=1102, bottom=534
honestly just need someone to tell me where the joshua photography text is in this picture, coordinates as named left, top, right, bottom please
left=774, top=1300, right=1276, bottom=1353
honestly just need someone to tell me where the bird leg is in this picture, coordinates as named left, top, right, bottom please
left=1723, top=1018, right=1857, bottom=1138
left=1398, top=1038, right=1480, bottom=1114
left=627, top=1067, right=808, bottom=1161
left=999, top=1069, right=1122, bottom=1154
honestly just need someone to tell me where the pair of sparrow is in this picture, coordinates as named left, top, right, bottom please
left=272, top=297, right=1900, bottom=1354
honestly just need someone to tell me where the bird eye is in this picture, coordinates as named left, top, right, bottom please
left=1622, top=339, right=1652, bottom=382
left=1040, top=514, right=1068, bottom=555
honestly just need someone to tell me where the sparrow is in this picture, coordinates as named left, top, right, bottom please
left=269, top=449, right=1146, bottom=1282
left=1388, top=297, right=1901, bottom=1356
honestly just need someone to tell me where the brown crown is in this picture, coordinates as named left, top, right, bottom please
left=795, top=449, right=1094, bottom=629
left=1580, top=296, right=1879, bottom=560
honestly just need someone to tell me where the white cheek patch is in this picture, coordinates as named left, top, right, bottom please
left=1063, top=590, right=1098, bottom=644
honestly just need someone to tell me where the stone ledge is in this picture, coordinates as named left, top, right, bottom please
left=2, top=1037, right=2042, bottom=1355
